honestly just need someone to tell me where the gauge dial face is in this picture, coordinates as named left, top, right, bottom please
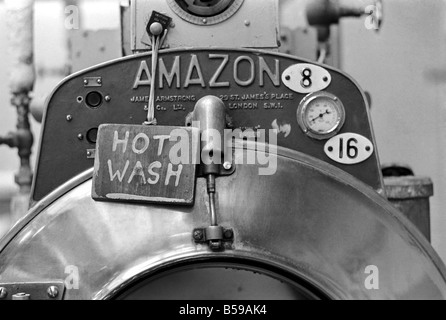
left=297, top=92, right=345, bottom=140
left=174, top=0, right=234, bottom=17
left=167, top=0, right=244, bottom=25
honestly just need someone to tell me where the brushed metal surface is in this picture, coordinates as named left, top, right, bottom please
left=1, top=144, right=445, bottom=299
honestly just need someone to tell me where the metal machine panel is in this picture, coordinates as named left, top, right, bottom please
left=31, top=48, right=383, bottom=203
left=131, top=0, right=279, bottom=51
left=2, top=146, right=446, bottom=299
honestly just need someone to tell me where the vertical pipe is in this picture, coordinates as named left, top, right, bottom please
left=3, top=0, right=35, bottom=222
left=4, top=0, right=35, bottom=194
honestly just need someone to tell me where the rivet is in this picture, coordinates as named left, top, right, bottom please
left=83, top=79, right=88, bottom=85
left=78, top=134, right=84, bottom=140
left=97, top=78, right=102, bottom=84
left=223, top=162, right=232, bottom=170
left=244, top=20, right=250, bottom=26
left=285, top=75, right=291, bottom=81
left=0, top=287, right=7, bottom=299
left=170, top=22, right=175, bottom=28
left=66, top=115, right=73, bottom=122
left=47, top=286, right=59, bottom=299
left=105, top=95, right=111, bottom=102
left=87, top=151, right=92, bottom=157
left=202, top=18, right=207, bottom=24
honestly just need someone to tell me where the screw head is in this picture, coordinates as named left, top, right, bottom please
left=223, top=162, right=232, bottom=170
left=47, top=286, right=59, bottom=299
left=193, top=230, right=204, bottom=241
left=0, top=287, right=7, bottom=299
left=66, top=115, right=73, bottom=122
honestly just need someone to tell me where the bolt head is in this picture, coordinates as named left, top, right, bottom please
left=224, top=229, right=234, bottom=239
left=0, top=287, right=7, bottom=299
left=47, top=286, right=59, bottom=299
left=223, top=162, right=232, bottom=170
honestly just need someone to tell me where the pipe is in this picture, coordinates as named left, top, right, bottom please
left=307, top=0, right=382, bottom=26
left=1, top=0, right=35, bottom=193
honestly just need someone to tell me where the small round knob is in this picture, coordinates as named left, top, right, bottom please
left=150, top=22, right=163, bottom=36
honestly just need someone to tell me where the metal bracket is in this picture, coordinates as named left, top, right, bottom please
left=83, top=77, right=102, bottom=87
left=197, top=161, right=236, bottom=177
left=193, top=226, right=234, bottom=251
left=0, top=281, right=65, bottom=300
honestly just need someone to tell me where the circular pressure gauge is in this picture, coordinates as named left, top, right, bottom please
left=297, top=92, right=345, bottom=140
left=167, top=0, right=244, bottom=25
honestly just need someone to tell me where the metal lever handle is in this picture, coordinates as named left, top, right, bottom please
left=191, top=96, right=229, bottom=250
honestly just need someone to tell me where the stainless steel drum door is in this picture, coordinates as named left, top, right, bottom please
left=1, top=144, right=446, bottom=300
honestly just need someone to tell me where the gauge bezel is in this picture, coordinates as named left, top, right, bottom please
left=297, top=91, right=346, bottom=140
left=167, top=0, right=244, bottom=25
